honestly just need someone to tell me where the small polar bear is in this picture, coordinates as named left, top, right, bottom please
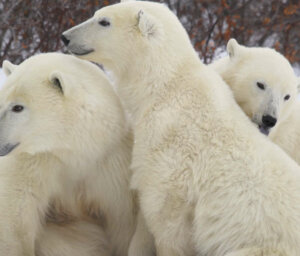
left=62, top=1, right=300, bottom=256
left=0, top=53, right=135, bottom=256
left=211, top=39, right=300, bottom=164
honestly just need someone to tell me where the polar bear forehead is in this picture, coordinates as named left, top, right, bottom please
left=1, top=55, right=68, bottom=93
left=1, top=65, right=60, bottom=104
left=2, top=53, right=123, bottom=119
left=21, top=53, right=98, bottom=76
left=95, top=1, right=165, bottom=14
left=230, top=43, right=294, bottom=75
left=237, top=65, right=297, bottom=95
left=237, top=49, right=298, bottom=90
left=94, top=1, right=172, bottom=25
left=245, top=48, right=294, bottom=74
left=4, top=53, right=111, bottom=93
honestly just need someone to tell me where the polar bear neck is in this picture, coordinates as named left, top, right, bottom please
left=112, top=46, right=202, bottom=123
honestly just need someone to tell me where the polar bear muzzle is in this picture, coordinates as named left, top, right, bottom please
left=255, top=115, right=277, bottom=136
left=61, top=33, right=94, bottom=56
left=0, top=142, right=19, bottom=156
left=61, top=35, right=70, bottom=46
left=61, top=22, right=95, bottom=56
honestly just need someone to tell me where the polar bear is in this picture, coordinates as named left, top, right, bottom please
left=0, top=53, right=135, bottom=256
left=62, top=1, right=300, bottom=256
left=211, top=39, right=300, bottom=164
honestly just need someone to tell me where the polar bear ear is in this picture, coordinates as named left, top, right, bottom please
left=2, top=60, right=17, bottom=76
left=137, top=10, right=161, bottom=39
left=227, top=38, right=242, bottom=59
left=49, top=71, right=72, bottom=96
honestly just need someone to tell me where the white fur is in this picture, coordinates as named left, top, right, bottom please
left=63, top=1, right=300, bottom=255
left=128, top=211, right=155, bottom=256
left=0, top=53, right=135, bottom=256
left=271, top=101, right=300, bottom=164
left=35, top=221, right=111, bottom=256
left=2, top=60, right=17, bottom=76
left=211, top=39, right=300, bottom=164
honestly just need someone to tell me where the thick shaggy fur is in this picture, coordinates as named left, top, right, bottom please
left=36, top=221, right=111, bottom=256
left=0, top=53, right=135, bottom=256
left=270, top=103, right=300, bottom=164
left=211, top=39, right=300, bottom=164
left=63, top=1, right=300, bottom=256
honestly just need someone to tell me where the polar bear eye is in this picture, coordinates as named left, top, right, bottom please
left=99, top=18, right=110, bottom=27
left=256, top=82, right=265, bottom=90
left=12, top=105, right=24, bottom=113
left=284, top=95, right=290, bottom=101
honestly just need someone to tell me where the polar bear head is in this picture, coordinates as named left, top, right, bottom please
left=61, top=0, right=194, bottom=77
left=215, top=39, right=300, bottom=136
left=0, top=53, right=126, bottom=162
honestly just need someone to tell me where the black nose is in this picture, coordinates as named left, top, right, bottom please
left=262, top=115, right=277, bottom=128
left=61, top=34, right=70, bottom=46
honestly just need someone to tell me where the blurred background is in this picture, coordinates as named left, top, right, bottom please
left=0, top=0, right=299, bottom=74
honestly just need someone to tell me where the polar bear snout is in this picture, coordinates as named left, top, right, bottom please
left=262, top=115, right=277, bottom=128
left=0, top=142, right=19, bottom=156
left=62, top=19, right=97, bottom=57
left=61, top=32, right=94, bottom=56
left=256, top=115, right=277, bottom=136
left=61, top=34, right=70, bottom=46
